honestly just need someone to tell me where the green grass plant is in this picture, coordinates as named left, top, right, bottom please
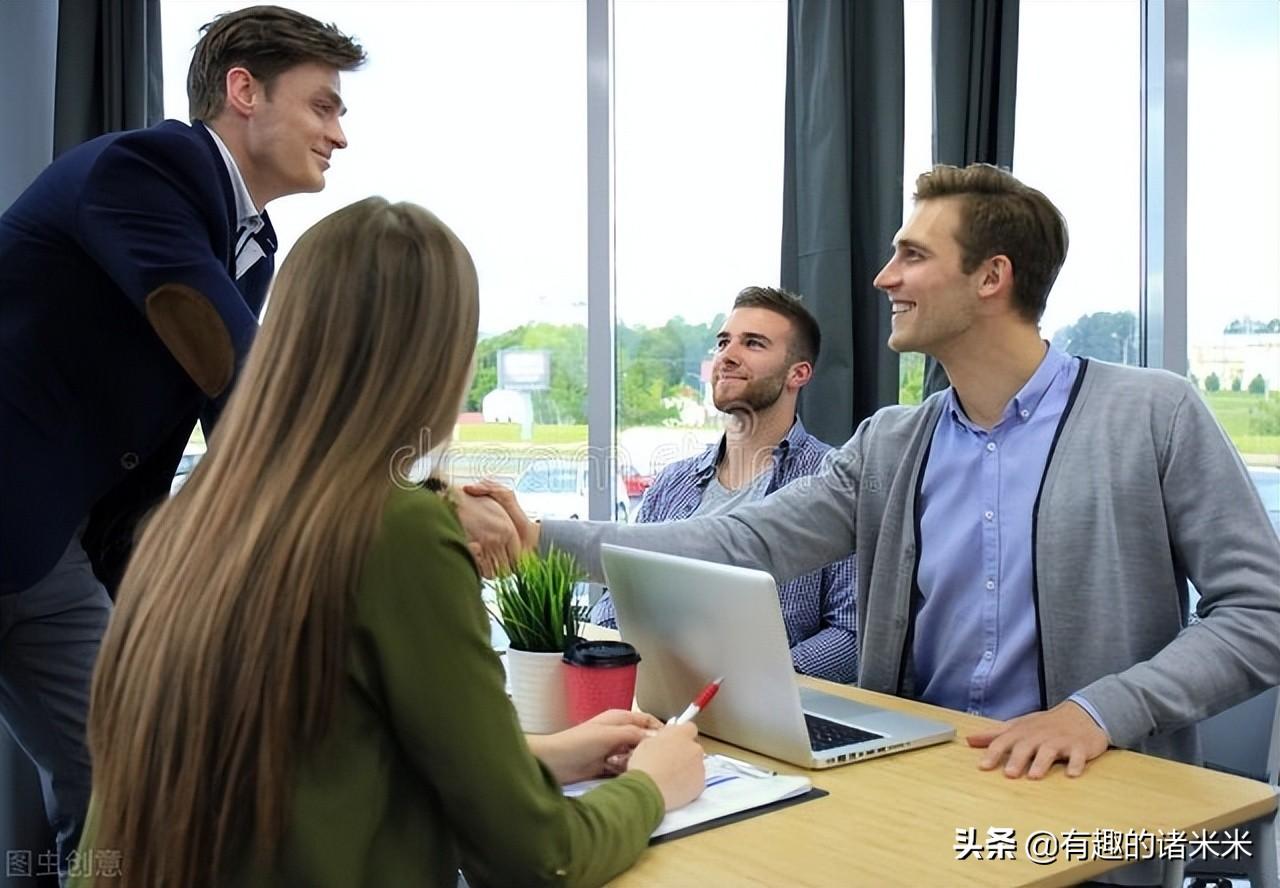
left=489, top=548, right=586, bottom=653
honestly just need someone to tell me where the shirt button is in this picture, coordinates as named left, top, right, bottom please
left=985, top=442, right=996, bottom=452
left=985, top=579, right=996, bottom=590
left=120, top=452, right=139, bottom=470
left=1020, top=409, right=1030, bottom=419
left=983, top=650, right=993, bottom=660
left=984, top=510, right=994, bottom=521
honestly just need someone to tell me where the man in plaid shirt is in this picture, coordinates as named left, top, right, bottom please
left=590, top=287, right=857, bottom=682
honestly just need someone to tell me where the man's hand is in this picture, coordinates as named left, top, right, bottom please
left=453, top=490, right=522, bottom=577
left=966, top=700, right=1110, bottom=779
left=526, top=709, right=664, bottom=784
left=463, top=479, right=540, bottom=553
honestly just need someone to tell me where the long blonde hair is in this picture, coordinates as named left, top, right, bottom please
left=87, top=198, right=479, bottom=886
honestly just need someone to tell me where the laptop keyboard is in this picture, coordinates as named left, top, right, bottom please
left=805, top=714, right=883, bottom=751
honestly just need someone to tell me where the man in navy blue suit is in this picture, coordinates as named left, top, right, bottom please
left=0, top=6, right=363, bottom=873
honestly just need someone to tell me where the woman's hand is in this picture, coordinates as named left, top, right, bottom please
left=462, top=480, right=540, bottom=567
left=527, top=710, right=663, bottom=785
left=627, top=722, right=706, bottom=810
left=453, top=489, right=523, bottom=577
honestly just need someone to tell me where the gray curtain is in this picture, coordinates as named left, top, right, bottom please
left=0, top=0, right=58, bottom=211
left=922, top=0, right=1020, bottom=398
left=782, top=0, right=905, bottom=446
left=54, top=0, right=163, bottom=157
left=1, top=5, right=60, bottom=880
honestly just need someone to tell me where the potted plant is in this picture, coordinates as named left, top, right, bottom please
left=490, top=547, right=586, bottom=733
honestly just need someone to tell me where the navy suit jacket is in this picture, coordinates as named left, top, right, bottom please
left=0, top=120, right=271, bottom=594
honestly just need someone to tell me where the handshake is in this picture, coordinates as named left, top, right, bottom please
left=450, top=480, right=540, bottom=577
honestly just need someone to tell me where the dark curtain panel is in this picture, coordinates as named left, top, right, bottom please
left=922, top=0, right=1019, bottom=397
left=782, top=0, right=905, bottom=446
left=54, top=0, right=163, bottom=156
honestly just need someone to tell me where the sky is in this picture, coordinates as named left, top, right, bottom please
left=1185, top=0, right=1280, bottom=337
left=162, top=0, right=786, bottom=338
left=1015, top=0, right=1280, bottom=345
left=162, top=0, right=1279, bottom=350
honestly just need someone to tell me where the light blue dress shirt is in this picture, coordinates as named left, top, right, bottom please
left=912, top=344, right=1084, bottom=723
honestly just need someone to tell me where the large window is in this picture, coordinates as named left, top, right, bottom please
left=164, top=1, right=590, bottom=499
left=163, top=0, right=786, bottom=517
left=898, top=0, right=931, bottom=404
left=1015, top=0, right=1142, bottom=366
left=1187, top=0, right=1280, bottom=532
left=613, top=0, right=787, bottom=491
left=163, top=0, right=1278, bottom=530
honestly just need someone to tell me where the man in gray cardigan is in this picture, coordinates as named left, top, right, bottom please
left=463, top=165, right=1280, bottom=792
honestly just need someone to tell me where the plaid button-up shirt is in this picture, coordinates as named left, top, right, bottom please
left=590, top=418, right=858, bottom=682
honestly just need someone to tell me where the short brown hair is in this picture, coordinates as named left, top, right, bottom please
left=732, top=286, right=821, bottom=367
left=187, top=5, right=366, bottom=121
left=914, top=163, right=1068, bottom=323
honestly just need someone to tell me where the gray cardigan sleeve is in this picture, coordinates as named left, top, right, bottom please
left=1075, top=386, right=1280, bottom=748
left=541, top=435, right=863, bottom=586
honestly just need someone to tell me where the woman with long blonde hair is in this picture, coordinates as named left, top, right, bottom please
left=79, top=197, right=703, bottom=887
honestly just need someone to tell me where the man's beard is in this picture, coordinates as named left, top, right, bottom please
left=713, top=366, right=788, bottom=415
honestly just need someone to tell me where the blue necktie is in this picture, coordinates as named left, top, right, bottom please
left=235, top=212, right=277, bottom=314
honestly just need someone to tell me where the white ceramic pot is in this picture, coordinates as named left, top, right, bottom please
left=505, top=648, right=570, bottom=734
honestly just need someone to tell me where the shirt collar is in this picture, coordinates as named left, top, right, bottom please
left=692, top=415, right=808, bottom=484
left=204, top=125, right=263, bottom=233
left=945, top=342, right=1073, bottom=431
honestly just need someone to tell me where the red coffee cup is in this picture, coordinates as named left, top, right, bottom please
left=562, top=640, right=641, bottom=724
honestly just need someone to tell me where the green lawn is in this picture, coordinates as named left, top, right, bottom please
left=452, top=423, right=588, bottom=445
left=191, top=397, right=1278, bottom=462
left=1203, top=391, right=1279, bottom=459
left=1204, top=391, right=1260, bottom=434
left=1236, top=436, right=1280, bottom=456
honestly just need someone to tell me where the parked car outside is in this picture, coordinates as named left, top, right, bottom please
left=514, top=462, right=630, bottom=522
left=1249, top=466, right=1279, bottom=535
left=170, top=440, right=206, bottom=495
left=622, top=464, right=654, bottom=501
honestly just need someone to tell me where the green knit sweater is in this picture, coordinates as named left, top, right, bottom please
left=78, top=488, right=663, bottom=887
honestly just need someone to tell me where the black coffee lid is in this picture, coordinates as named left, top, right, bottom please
left=563, top=639, right=641, bottom=667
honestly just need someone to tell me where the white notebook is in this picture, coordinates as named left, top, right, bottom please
left=564, top=753, right=813, bottom=838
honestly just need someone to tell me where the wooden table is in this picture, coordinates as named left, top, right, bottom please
left=610, top=676, right=1277, bottom=887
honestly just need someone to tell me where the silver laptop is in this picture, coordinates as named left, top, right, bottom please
left=600, top=544, right=955, bottom=770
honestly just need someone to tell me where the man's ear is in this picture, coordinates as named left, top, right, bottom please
left=977, top=254, right=1014, bottom=304
left=223, top=67, right=260, bottom=119
left=788, top=360, right=814, bottom=391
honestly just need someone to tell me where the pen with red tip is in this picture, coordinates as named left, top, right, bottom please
left=668, top=677, right=724, bottom=726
